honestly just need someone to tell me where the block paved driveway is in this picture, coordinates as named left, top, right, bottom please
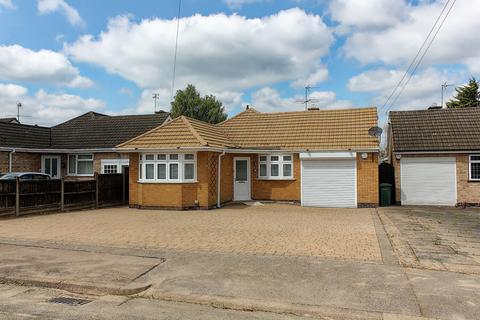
left=0, top=204, right=381, bottom=261
left=381, top=206, right=480, bottom=273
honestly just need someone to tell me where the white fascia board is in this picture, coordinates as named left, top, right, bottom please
left=396, top=150, right=480, bottom=155
left=299, top=151, right=357, bottom=159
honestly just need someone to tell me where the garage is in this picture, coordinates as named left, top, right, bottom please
left=400, top=157, right=457, bottom=206
left=300, top=153, right=357, bottom=208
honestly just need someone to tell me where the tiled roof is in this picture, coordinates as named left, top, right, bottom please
left=51, top=111, right=170, bottom=149
left=118, top=116, right=235, bottom=149
left=0, top=122, right=51, bottom=148
left=119, top=107, right=379, bottom=151
left=390, top=108, right=480, bottom=152
left=0, top=118, right=19, bottom=123
left=0, top=111, right=170, bottom=150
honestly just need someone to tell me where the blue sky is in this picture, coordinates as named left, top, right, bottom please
left=0, top=0, right=478, bottom=126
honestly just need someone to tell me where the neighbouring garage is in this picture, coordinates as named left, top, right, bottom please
left=300, top=153, right=357, bottom=208
left=400, top=157, right=457, bottom=206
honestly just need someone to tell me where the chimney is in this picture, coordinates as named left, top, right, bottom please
left=246, top=105, right=250, bottom=110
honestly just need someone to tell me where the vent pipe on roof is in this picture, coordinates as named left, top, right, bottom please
left=245, top=105, right=250, bottom=110
left=307, top=107, right=320, bottom=111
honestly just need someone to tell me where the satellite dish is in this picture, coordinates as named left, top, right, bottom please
left=368, top=126, right=383, bottom=137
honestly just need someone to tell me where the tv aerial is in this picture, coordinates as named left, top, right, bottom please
left=296, top=85, right=321, bottom=110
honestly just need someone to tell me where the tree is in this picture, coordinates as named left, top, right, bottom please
left=170, top=84, right=228, bottom=124
left=446, top=78, right=480, bottom=108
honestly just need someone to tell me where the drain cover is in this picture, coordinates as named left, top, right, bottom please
left=48, top=297, right=92, bottom=306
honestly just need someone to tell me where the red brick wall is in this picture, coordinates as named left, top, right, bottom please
left=356, top=152, right=379, bottom=206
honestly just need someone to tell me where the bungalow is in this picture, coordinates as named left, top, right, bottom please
left=0, top=111, right=170, bottom=179
left=387, top=107, right=480, bottom=206
left=117, top=106, right=380, bottom=209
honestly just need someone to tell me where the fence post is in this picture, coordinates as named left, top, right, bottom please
left=15, top=177, right=20, bottom=217
left=95, top=172, right=99, bottom=209
left=60, top=178, right=64, bottom=211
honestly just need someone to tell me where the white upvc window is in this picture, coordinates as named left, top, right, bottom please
left=101, top=159, right=129, bottom=174
left=68, top=154, right=94, bottom=176
left=258, top=154, right=293, bottom=179
left=139, top=153, right=196, bottom=183
left=469, top=154, right=480, bottom=181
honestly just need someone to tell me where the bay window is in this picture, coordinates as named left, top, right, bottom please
left=258, top=154, right=293, bottom=179
left=139, top=153, right=196, bottom=182
left=68, top=154, right=94, bottom=176
left=469, top=155, right=480, bottom=181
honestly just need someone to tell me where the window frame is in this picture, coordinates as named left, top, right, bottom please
left=138, top=152, right=197, bottom=183
left=100, top=159, right=129, bottom=174
left=469, top=154, right=480, bottom=181
left=258, top=154, right=294, bottom=180
left=67, top=154, right=94, bottom=177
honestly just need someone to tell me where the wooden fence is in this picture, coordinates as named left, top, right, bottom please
left=0, top=173, right=127, bottom=218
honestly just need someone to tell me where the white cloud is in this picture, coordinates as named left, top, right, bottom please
left=250, top=87, right=352, bottom=113
left=0, top=84, right=104, bottom=126
left=0, top=0, right=15, bottom=9
left=37, top=0, right=85, bottom=27
left=291, top=67, right=329, bottom=88
left=65, top=9, right=333, bottom=93
left=224, top=0, right=262, bottom=9
left=335, top=0, right=480, bottom=74
left=329, top=0, right=408, bottom=32
left=348, top=67, right=464, bottom=111
left=119, top=87, right=133, bottom=98
left=0, top=45, right=93, bottom=88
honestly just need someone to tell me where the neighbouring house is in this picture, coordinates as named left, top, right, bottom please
left=117, top=106, right=380, bottom=209
left=387, top=107, right=480, bottom=206
left=0, top=111, right=170, bottom=179
left=0, top=117, right=20, bottom=124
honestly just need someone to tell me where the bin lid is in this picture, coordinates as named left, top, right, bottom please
left=380, top=183, right=392, bottom=187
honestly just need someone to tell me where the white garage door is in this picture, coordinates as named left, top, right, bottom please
left=401, top=157, right=457, bottom=206
left=301, top=159, right=357, bottom=208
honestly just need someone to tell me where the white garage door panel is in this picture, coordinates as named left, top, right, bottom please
left=401, top=157, right=456, bottom=206
left=301, top=159, right=356, bottom=208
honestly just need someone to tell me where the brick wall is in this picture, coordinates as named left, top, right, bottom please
left=393, top=153, right=480, bottom=205
left=129, top=151, right=381, bottom=209
left=10, top=152, right=42, bottom=173
left=0, top=151, right=9, bottom=173
left=129, top=151, right=215, bottom=209
left=251, top=153, right=301, bottom=201
left=356, top=152, right=379, bottom=207
left=456, top=154, right=480, bottom=204
left=219, top=153, right=301, bottom=203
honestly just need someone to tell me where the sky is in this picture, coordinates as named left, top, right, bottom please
left=0, top=0, right=478, bottom=128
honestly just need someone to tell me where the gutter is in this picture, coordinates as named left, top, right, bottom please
left=117, top=147, right=380, bottom=154
left=0, top=147, right=118, bottom=153
left=217, top=151, right=226, bottom=208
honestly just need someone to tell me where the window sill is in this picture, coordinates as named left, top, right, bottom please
left=67, top=174, right=94, bottom=177
left=137, top=180, right=198, bottom=184
left=468, top=179, right=480, bottom=183
left=256, top=177, right=296, bottom=181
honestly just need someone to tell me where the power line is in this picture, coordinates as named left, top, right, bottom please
left=384, top=0, right=456, bottom=114
left=379, top=0, right=454, bottom=115
left=171, top=0, right=182, bottom=98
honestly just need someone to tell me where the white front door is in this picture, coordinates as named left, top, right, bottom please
left=234, top=157, right=251, bottom=201
left=401, top=157, right=456, bottom=206
left=42, top=155, right=61, bottom=179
